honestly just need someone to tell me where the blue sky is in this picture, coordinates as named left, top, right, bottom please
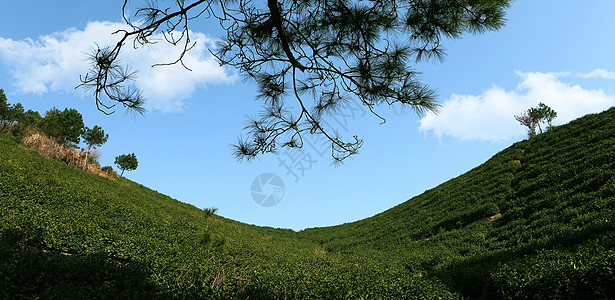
left=2, top=1, right=615, bottom=230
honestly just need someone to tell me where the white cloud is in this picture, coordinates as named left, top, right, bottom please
left=0, top=21, right=235, bottom=112
left=577, top=69, right=615, bottom=80
left=419, top=70, right=615, bottom=142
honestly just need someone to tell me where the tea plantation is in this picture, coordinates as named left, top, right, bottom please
left=2, top=107, right=615, bottom=299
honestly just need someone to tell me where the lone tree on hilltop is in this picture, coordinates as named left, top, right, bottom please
left=515, top=102, right=557, bottom=138
left=114, top=153, right=139, bottom=176
left=531, top=102, right=557, bottom=133
left=80, top=0, right=512, bottom=162
left=82, top=125, right=109, bottom=170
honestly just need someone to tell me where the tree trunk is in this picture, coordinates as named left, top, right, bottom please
left=82, top=145, right=91, bottom=170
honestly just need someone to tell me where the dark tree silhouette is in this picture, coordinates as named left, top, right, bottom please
left=80, top=0, right=512, bottom=162
left=6, top=103, right=25, bottom=124
left=0, top=92, right=28, bottom=125
left=0, top=90, right=10, bottom=124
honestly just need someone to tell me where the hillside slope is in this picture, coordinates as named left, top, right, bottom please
left=299, top=107, right=615, bottom=298
left=2, top=107, right=615, bottom=299
left=0, top=130, right=452, bottom=299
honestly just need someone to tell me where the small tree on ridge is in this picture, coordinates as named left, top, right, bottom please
left=515, top=102, right=557, bottom=138
left=82, top=125, right=109, bottom=170
left=531, top=102, right=557, bottom=133
left=114, top=153, right=138, bottom=176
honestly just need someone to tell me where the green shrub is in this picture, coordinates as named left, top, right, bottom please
left=101, top=166, right=115, bottom=176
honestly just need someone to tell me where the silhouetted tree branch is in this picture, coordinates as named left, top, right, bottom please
left=80, top=0, right=512, bottom=162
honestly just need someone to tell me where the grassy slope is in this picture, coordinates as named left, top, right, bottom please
left=299, top=107, right=615, bottom=298
left=1, top=107, right=615, bottom=299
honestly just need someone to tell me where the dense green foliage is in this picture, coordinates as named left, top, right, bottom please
left=1, top=93, right=89, bottom=145
left=1, top=107, right=615, bottom=298
left=0, top=89, right=12, bottom=124
left=40, top=107, right=85, bottom=146
left=114, top=153, right=139, bottom=176
left=0, top=90, right=42, bottom=129
left=82, top=125, right=109, bottom=150
left=531, top=102, right=557, bottom=132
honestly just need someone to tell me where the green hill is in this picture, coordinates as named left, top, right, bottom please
left=2, top=108, right=615, bottom=299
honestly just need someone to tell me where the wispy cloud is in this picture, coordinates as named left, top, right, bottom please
left=576, top=69, right=615, bottom=80
left=0, top=21, right=236, bottom=112
left=419, top=70, right=615, bottom=142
